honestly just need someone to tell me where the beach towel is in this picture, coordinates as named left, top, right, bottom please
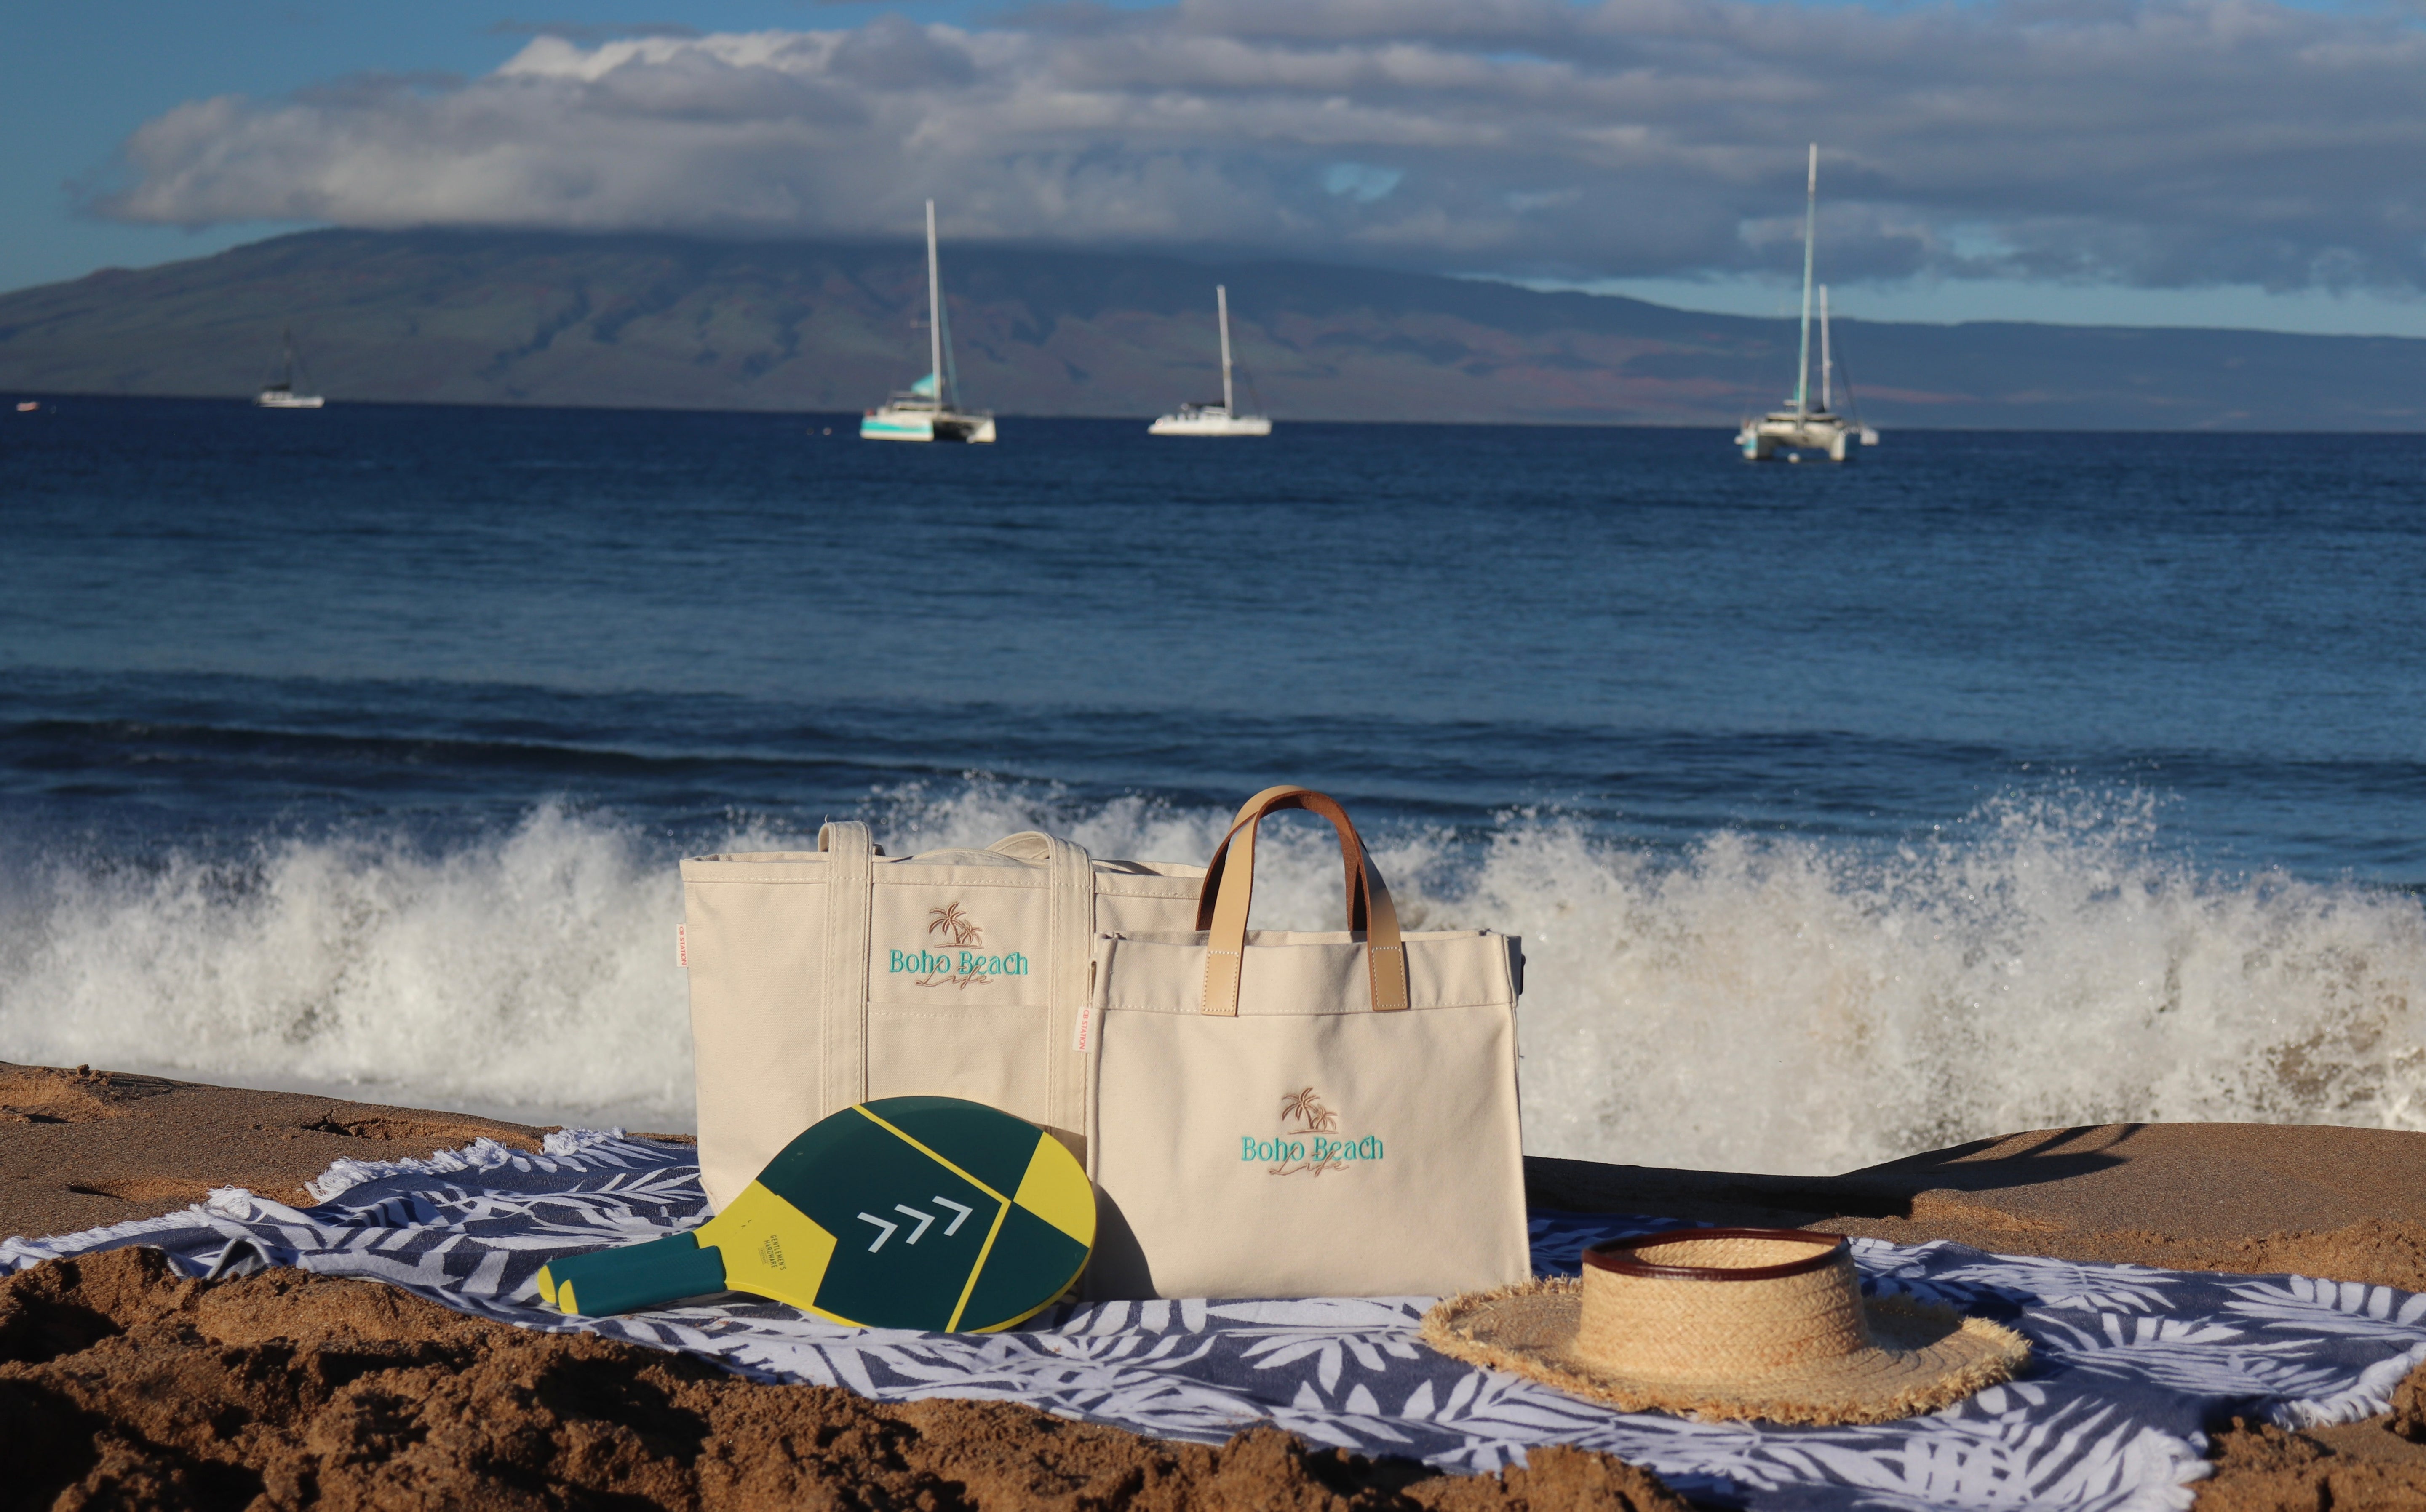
left=7, top=1129, right=2423, bottom=1512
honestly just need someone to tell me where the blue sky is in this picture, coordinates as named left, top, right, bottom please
left=9, top=0, right=2426, bottom=335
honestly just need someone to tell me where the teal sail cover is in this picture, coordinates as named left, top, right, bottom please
left=910, top=372, right=938, bottom=398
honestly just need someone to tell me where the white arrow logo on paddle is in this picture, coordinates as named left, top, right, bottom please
left=859, top=1198, right=973, bottom=1251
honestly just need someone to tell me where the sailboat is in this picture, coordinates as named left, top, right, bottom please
left=862, top=200, right=996, bottom=443
left=1736, top=145, right=1875, bottom=462
left=1817, top=285, right=1880, bottom=453
left=256, top=328, right=325, bottom=409
left=1150, top=285, right=1270, bottom=437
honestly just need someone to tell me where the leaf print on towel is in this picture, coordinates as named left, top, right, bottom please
left=2223, top=1275, right=2426, bottom=1335
left=1856, top=1240, right=2175, bottom=1318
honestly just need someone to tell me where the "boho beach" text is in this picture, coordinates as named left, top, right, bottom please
left=1242, top=1134, right=1384, bottom=1163
left=890, top=948, right=1030, bottom=978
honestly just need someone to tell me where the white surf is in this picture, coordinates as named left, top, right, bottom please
left=1, top=786, right=2419, bottom=1176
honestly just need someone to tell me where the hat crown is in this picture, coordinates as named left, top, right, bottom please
left=1578, top=1231, right=1870, bottom=1382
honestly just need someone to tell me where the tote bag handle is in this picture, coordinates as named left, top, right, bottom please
left=1194, top=786, right=1408, bottom=1017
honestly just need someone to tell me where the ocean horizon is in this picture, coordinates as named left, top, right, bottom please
left=20, top=390, right=2426, bottom=432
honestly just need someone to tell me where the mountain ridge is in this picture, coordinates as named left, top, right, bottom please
left=3, top=229, right=2423, bottom=429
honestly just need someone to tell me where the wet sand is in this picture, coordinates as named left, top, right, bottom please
left=4, top=1059, right=2423, bottom=1509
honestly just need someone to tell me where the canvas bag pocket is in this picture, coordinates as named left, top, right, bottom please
left=1083, top=786, right=1530, bottom=1300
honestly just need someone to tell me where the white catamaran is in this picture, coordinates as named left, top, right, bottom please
left=863, top=200, right=996, bottom=444
left=1737, top=145, right=1877, bottom=463
left=256, top=328, right=325, bottom=409
left=1150, top=285, right=1270, bottom=437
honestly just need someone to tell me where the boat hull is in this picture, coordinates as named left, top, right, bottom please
left=1148, top=411, right=1271, bottom=437
left=1737, top=413, right=1862, bottom=462
left=256, top=391, right=325, bottom=409
left=861, top=408, right=996, bottom=443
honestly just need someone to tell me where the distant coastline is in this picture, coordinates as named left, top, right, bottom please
left=5, top=229, right=2426, bottom=430
left=18, top=392, right=2426, bottom=436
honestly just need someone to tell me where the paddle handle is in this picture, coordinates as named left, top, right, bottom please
left=537, top=1233, right=728, bottom=1316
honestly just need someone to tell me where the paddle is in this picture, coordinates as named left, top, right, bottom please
left=535, top=1095, right=1095, bottom=1332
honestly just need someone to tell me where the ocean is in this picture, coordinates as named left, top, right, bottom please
left=4, top=397, right=2423, bottom=1175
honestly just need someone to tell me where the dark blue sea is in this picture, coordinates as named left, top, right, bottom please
left=4, top=397, right=2423, bottom=1172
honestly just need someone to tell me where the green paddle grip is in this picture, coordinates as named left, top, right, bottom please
left=537, top=1233, right=729, bottom=1316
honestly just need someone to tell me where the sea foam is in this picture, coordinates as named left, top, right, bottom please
left=2, top=785, right=2420, bottom=1175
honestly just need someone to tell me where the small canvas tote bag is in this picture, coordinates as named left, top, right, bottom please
left=681, top=825, right=1204, bottom=1213
left=1083, top=787, right=1530, bottom=1300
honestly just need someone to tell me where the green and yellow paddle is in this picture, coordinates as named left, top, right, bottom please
left=535, top=1095, right=1095, bottom=1333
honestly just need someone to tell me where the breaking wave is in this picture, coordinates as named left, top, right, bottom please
left=2, top=783, right=2420, bottom=1174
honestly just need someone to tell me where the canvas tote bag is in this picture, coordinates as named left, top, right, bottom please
left=681, top=825, right=1204, bottom=1212
left=1082, top=786, right=1530, bottom=1300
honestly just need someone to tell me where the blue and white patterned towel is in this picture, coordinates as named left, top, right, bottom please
left=6, top=1129, right=2422, bottom=1512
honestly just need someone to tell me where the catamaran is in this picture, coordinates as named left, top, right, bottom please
left=862, top=200, right=995, bottom=443
left=1149, top=285, right=1270, bottom=437
left=1737, top=145, right=1876, bottom=462
left=256, top=328, right=325, bottom=409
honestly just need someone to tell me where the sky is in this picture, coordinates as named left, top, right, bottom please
left=8, top=0, right=2426, bottom=335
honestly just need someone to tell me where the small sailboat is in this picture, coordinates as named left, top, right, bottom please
left=1737, top=146, right=1874, bottom=462
left=862, top=200, right=995, bottom=444
left=1150, top=285, right=1270, bottom=437
left=256, top=328, right=325, bottom=409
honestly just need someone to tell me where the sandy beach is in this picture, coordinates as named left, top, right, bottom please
left=5, top=1059, right=2425, bottom=1509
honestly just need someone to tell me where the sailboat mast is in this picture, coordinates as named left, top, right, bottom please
left=1795, top=143, right=1817, bottom=419
left=1820, top=285, right=1833, bottom=413
left=925, top=199, right=945, bottom=411
left=1217, top=285, right=1234, bottom=414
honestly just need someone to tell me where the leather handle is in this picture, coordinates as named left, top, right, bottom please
left=1195, top=786, right=1408, bottom=1017
left=1199, top=786, right=1368, bottom=932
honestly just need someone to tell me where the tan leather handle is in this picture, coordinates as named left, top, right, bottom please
left=1195, top=786, right=1408, bottom=1017
left=1201, top=787, right=1371, bottom=931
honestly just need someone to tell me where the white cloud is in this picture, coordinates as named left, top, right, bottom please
left=94, top=0, right=2426, bottom=292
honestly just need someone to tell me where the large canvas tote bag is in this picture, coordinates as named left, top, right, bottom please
left=682, top=824, right=1204, bottom=1212
left=1083, top=787, right=1530, bottom=1300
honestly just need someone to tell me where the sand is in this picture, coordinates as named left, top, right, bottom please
left=0, top=1062, right=551, bottom=1240
left=4, top=1059, right=2425, bottom=1510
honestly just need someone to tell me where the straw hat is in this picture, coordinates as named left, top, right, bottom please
left=1421, top=1227, right=2028, bottom=1426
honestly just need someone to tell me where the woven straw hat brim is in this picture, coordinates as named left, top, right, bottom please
left=1421, top=1279, right=2030, bottom=1427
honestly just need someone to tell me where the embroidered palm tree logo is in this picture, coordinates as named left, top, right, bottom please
left=928, top=903, right=983, bottom=949
left=1267, top=1087, right=1349, bottom=1176
left=1279, top=1088, right=1339, bottom=1133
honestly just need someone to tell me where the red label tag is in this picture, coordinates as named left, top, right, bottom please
left=676, top=923, right=689, bottom=968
